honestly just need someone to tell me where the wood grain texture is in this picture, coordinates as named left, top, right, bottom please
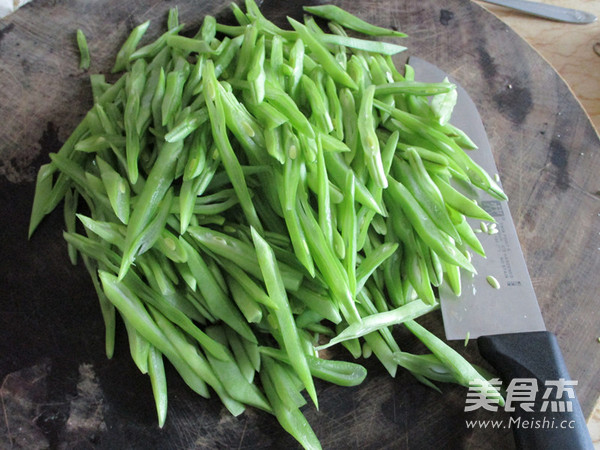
left=0, top=0, right=598, bottom=448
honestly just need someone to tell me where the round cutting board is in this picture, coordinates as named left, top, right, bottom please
left=1, top=0, right=598, bottom=448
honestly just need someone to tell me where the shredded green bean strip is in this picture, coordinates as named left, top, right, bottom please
left=76, top=29, right=91, bottom=70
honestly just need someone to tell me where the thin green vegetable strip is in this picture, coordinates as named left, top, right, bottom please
left=303, top=4, right=407, bottom=37
left=317, top=300, right=437, bottom=350
left=288, top=18, right=357, bottom=91
left=203, top=60, right=263, bottom=233
left=148, top=346, right=168, bottom=428
left=404, top=320, right=504, bottom=406
left=112, top=20, right=150, bottom=73
left=76, top=29, right=91, bottom=70
left=250, top=227, right=318, bottom=409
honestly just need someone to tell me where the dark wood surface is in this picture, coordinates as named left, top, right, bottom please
left=1, top=0, right=598, bottom=448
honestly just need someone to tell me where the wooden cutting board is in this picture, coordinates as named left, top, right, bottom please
left=1, top=0, right=598, bottom=448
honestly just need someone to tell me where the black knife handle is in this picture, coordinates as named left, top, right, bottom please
left=478, top=331, right=593, bottom=450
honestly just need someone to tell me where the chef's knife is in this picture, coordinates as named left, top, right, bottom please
left=409, top=56, right=593, bottom=449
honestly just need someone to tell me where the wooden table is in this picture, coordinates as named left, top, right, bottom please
left=0, top=0, right=598, bottom=448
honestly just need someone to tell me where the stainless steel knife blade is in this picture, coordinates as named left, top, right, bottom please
left=408, top=56, right=546, bottom=340
left=481, top=0, right=597, bottom=24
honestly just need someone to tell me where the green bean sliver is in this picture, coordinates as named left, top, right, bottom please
left=28, top=1, right=509, bottom=448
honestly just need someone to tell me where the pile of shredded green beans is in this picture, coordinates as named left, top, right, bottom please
left=29, top=2, right=506, bottom=448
